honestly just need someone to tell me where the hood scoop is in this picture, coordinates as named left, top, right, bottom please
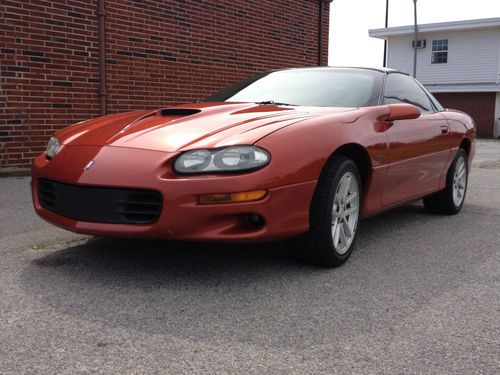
left=160, top=108, right=201, bottom=117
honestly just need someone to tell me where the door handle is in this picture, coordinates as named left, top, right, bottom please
left=440, top=126, right=449, bottom=134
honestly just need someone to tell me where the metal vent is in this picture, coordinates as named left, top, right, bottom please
left=160, top=108, right=201, bottom=116
left=412, top=39, right=427, bottom=49
left=38, top=179, right=163, bottom=224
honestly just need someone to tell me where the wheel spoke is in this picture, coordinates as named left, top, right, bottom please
left=458, top=168, right=466, bottom=179
left=338, top=176, right=351, bottom=201
left=333, top=220, right=341, bottom=247
left=332, top=206, right=340, bottom=219
left=343, top=220, right=353, bottom=237
left=344, top=206, right=357, bottom=216
left=331, top=217, right=339, bottom=235
left=345, top=192, right=358, bottom=204
left=339, top=224, right=347, bottom=248
left=348, top=174, right=356, bottom=190
left=334, top=193, right=342, bottom=206
left=457, top=161, right=465, bottom=175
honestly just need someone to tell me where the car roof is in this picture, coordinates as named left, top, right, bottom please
left=275, top=66, right=405, bottom=75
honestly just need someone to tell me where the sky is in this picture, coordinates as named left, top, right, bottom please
left=329, top=0, right=500, bottom=67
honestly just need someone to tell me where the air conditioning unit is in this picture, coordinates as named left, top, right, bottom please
left=412, top=39, right=427, bottom=49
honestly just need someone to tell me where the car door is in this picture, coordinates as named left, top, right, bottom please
left=382, top=73, right=451, bottom=206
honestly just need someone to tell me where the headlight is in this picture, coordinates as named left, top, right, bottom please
left=45, top=136, right=61, bottom=159
left=174, top=146, right=270, bottom=174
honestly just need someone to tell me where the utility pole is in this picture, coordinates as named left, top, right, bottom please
left=412, top=0, right=418, bottom=77
left=383, top=0, right=389, bottom=67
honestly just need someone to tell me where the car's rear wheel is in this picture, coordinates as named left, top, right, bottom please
left=423, top=148, right=468, bottom=215
left=296, top=156, right=362, bottom=267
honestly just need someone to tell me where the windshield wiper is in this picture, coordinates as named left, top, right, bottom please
left=254, top=100, right=299, bottom=106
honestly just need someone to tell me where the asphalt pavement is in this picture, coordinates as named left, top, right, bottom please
left=0, top=140, right=499, bottom=374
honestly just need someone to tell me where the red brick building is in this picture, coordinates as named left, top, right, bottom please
left=1, top=0, right=331, bottom=169
left=433, top=92, right=496, bottom=138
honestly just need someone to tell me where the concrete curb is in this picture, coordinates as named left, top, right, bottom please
left=0, top=168, right=31, bottom=178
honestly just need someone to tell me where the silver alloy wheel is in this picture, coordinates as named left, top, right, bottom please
left=331, top=172, right=359, bottom=255
left=452, top=155, right=467, bottom=207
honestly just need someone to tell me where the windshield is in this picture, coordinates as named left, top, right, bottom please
left=204, top=68, right=383, bottom=107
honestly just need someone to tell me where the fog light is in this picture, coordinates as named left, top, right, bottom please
left=198, top=190, right=267, bottom=204
left=248, top=213, right=266, bottom=226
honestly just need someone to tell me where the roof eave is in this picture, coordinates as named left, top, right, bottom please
left=369, top=17, right=500, bottom=39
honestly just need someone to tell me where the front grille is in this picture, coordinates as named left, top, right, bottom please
left=38, top=178, right=163, bottom=224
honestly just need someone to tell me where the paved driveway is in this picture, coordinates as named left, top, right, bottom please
left=1, top=141, right=499, bottom=374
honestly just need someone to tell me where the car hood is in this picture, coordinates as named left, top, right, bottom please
left=56, top=102, right=359, bottom=152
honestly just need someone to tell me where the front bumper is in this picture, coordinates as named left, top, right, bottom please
left=32, top=145, right=316, bottom=242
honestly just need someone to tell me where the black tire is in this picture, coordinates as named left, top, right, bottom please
left=295, top=156, right=363, bottom=267
left=423, top=149, right=468, bottom=215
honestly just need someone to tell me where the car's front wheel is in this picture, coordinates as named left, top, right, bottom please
left=423, top=148, right=468, bottom=215
left=297, top=156, right=362, bottom=267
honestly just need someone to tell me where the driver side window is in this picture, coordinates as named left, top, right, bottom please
left=383, top=73, right=433, bottom=113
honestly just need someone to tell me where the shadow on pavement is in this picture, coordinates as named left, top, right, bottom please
left=26, top=201, right=447, bottom=281
left=20, top=201, right=480, bottom=345
left=28, top=202, right=433, bottom=277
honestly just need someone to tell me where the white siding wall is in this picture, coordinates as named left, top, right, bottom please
left=387, top=28, right=500, bottom=85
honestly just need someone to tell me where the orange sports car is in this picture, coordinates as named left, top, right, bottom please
left=32, top=67, right=476, bottom=267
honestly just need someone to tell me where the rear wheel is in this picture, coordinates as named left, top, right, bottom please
left=423, top=149, right=468, bottom=215
left=296, top=156, right=362, bottom=267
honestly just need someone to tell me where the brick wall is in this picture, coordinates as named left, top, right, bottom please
left=434, top=92, right=495, bottom=138
left=1, top=0, right=330, bottom=169
left=1, top=0, right=100, bottom=168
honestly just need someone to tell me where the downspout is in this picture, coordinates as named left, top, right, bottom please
left=97, top=0, right=107, bottom=115
left=318, top=1, right=334, bottom=66
left=317, top=0, right=324, bottom=66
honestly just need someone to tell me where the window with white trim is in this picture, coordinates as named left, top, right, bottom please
left=431, top=39, right=448, bottom=64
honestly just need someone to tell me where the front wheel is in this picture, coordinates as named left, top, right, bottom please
left=296, top=156, right=362, bottom=267
left=424, top=148, right=468, bottom=215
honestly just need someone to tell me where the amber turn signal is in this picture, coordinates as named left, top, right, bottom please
left=198, top=190, right=267, bottom=204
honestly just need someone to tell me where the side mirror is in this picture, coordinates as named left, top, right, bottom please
left=385, top=103, right=421, bottom=122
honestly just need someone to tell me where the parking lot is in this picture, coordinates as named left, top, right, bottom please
left=1, top=140, right=499, bottom=374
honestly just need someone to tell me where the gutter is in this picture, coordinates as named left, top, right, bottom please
left=370, top=17, right=500, bottom=39
left=97, top=0, right=107, bottom=115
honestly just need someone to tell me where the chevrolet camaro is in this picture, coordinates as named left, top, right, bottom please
left=32, top=67, right=476, bottom=267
